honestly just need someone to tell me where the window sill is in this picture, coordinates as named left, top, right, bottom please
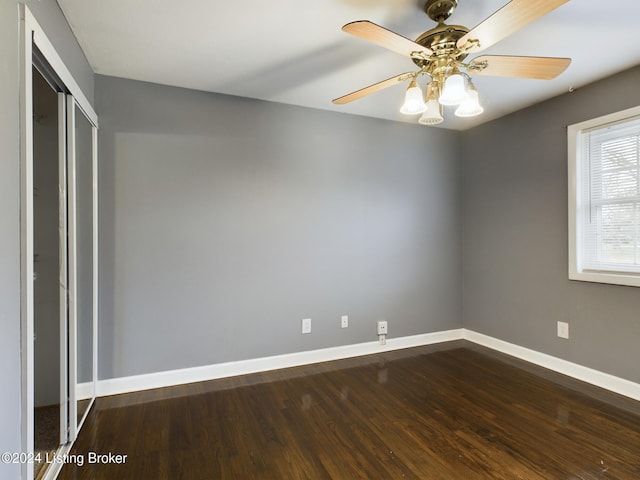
left=569, top=270, right=640, bottom=288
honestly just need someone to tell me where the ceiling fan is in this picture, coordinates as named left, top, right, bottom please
left=333, top=0, right=571, bottom=125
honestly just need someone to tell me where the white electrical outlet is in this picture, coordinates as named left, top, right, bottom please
left=341, top=315, right=348, bottom=328
left=557, top=321, right=569, bottom=339
left=377, top=320, right=388, bottom=335
left=302, top=318, right=312, bottom=334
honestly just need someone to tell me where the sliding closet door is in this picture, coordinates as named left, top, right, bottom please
left=67, top=97, right=97, bottom=438
left=23, top=10, right=100, bottom=478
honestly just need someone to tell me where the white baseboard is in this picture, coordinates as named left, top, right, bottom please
left=96, top=328, right=640, bottom=403
left=463, top=329, right=640, bottom=402
left=97, top=329, right=465, bottom=397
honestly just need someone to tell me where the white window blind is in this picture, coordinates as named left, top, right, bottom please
left=579, top=115, right=640, bottom=275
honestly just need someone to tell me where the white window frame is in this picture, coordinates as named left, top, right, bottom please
left=568, top=105, right=640, bottom=287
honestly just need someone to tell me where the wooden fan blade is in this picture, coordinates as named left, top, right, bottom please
left=332, top=72, right=414, bottom=105
left=467, top=55, right=571, bottom=79
left=457, top=0, right=569, bottom=53
left=343, top=21, right=432, bottom=60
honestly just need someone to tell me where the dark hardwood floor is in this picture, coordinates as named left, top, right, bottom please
left=58, top=341, right=640, bottom=479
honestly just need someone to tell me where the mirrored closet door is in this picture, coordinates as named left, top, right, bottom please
left=32, top=67, right=69, bottom=480
left=31, top=58, right=97, bottom=479
left=67, top=97, right=97, bottom=437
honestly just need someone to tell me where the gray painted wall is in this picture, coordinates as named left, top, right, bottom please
left=462, top=65, right=640, bottom=384
left=95, top=75, right=462, bottom=380
left=0, top=4, right=23, bottom=476
left=0, top=1, right=93, bottom=477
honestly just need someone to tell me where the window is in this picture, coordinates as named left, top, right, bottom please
left=568, top=106, right=640, bottom=287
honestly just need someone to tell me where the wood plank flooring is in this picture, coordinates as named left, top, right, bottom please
left=58, top=341, right=640, bottom=479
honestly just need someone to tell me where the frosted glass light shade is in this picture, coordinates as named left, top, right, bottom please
left=438, top=74, right=466, bottom=105
left=419, top=100, right=444, bottom=125
left=455, top=89, right=484, bottom=117
left=400, top=81, right=426, bottom=115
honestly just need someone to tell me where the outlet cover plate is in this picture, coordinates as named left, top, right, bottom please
left=557, top=321, right=569, bottom=339
left=302, top=318, right=311, bottom=334
left=341, top=315, right=348, bottom=328
left=377, top=320, right=388, bottom=335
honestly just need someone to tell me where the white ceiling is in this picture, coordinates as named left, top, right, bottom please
left=58, top=0, right=640, bottom=130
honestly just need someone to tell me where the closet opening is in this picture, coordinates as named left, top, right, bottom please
left=32, top=64, right=67, bottom=480
left=21, top=7, right=99, bottom=478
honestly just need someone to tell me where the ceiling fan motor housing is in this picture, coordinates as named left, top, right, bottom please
left=413, top=0, right=470, bottom=71
left=413, top=23, right=470, bottom=69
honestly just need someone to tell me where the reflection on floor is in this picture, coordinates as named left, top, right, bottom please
left=59, top=341, right=640, bottom=479
left=34, top=404, right=59, bottom=479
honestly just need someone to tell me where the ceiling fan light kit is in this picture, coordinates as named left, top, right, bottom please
left=438, top=72, right=467, bottom=106
left=333, top=0, right=571, bottom=126
left=454, top=82, right=484, bottom=117
left=419, top=100, right=444, bottom=125
left=419, top=82, right=444, bottom=125
left=400, top=79, right=428, bottom=114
